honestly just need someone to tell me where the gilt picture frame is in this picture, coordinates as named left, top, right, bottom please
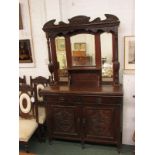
left=19, top=3, right=23, bottom=30
left=124, top=36, right=135, bottom=70
left=19, top=39, right=33, bottom=63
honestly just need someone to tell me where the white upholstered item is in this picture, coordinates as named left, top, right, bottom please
left=37, top=84, right=44, bottom=101
left=38, top=106, right=46, bottom=124
left=19, top=117, right=38, bottom=142
left=19, top=93, right=31, bottom=114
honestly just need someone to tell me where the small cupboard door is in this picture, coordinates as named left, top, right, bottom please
left=83, top=106, right=116, bottom=142
left=50, top=105, right=81, bottom=138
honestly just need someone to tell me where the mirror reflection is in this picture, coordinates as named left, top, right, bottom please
left=100, top=33, right=113, bottom=80
left=70, top=34, right=95, bottom=66
left=55, top=36, right=68, bottom=80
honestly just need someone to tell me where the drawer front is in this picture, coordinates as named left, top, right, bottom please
left=46, top=95, right=83, bottom=105
left=46, top=95, right=71, bottom=104
left=46, top=95, right=122, bottom=106
left=83, top=96, right=122, bottom=105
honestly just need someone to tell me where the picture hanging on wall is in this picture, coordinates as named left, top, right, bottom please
left=19, top=39, right=33, bottom=63
left=124, top=36, right=135, bottom=70
left=19, top=3, right=23, bottom=30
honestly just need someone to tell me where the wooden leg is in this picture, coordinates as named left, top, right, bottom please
left=25, top=143, right=29, bottom=153
left=117, top=132, right=122, bottom=153
left=39, top=124, right=46, bottom=142
left=81, top=138, right=85, bottom=149
left=48, top=134, right=53, bottom=145
left=48, top=137, right=53, bottom=145
left=81, top=142, right=85, bottom=149
left=36, top=126, right=42, bottom=142
left=42, top=124, right=47, bottom=141
left=117, top=146, right=121, bottom=154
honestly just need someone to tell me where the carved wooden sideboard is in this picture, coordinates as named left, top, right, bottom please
left=41, top=85, right=123, bottom=150
left=41, top=14, right=123, bottom=151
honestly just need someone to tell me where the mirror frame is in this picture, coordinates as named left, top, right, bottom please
left=43, top=14, right=120, bottom=85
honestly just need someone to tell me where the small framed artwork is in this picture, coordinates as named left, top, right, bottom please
left=74, top=43, right=86, bottom=51
left=19, top=3, right=23, bottom=30
left=56, top=39, right=65, bottom=51
left=19, top=39, right=33, bottom=63
left=124, top=36, right=135, bottom=70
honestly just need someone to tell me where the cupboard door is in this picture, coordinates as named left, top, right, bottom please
left=83, top=106, right=116, bottom=142
left=50, top=105, right=81, bottom=138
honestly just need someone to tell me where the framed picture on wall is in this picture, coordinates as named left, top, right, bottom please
left=19, top=39, right=33, bottom=63
left=19, top=0, right=35, bottom=67
left=19, top=3, right=23, bottom=30
left=124, top=36, right=135, bottom=70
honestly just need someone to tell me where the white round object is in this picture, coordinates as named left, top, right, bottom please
left=19, top=93, right=31, bottom=113
left=37, top=84, right=44, bottom=101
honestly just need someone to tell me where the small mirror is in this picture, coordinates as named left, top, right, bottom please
left=55, top=36, right=68, bottom=81
left=100, top=33, right=113, bottom=81
left=70, top=34, right=95, bottom=66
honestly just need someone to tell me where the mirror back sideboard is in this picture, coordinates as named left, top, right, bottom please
left=42, top=15, right=123, bottom=152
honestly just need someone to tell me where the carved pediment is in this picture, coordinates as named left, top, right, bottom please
left=68, top=15, right=91, bottom=24
left=43, top=14, right=120, bottom=32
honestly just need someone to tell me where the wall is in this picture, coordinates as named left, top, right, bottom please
left=19, top=0, right=35, bottom=68
left=19, top=0, right=135, bottom=145
left=19, top=0, right=60, bottom=83
left=122, top=72, right=135, bottom=145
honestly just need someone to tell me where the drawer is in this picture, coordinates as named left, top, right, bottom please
left=83, top=96, right=122, bottom=105
left=70, top=96, right=83, bottom=104
left=46, top=95, right=83, bottom=105
left=46, top=95, right=122, bottom=105
left=46, top=95, right=70, bottom=104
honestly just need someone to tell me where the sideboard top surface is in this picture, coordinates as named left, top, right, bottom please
left=41, top=85, right=123, bottom=96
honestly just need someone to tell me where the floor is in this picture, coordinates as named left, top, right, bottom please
left=20, top=137, right=133, bottom=155
left=19, top=152, right=37, bottom=155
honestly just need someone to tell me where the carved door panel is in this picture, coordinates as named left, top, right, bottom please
left=83, top=106, right=116, bottom=141
left=50, top=105, right=81, bottom=138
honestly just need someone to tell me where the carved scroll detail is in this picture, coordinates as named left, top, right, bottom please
left=43, top=14, right=120, bottom=32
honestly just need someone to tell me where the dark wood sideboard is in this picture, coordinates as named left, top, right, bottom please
left=41, top=84, right=123, bottom=150
left=42, top=15, right=123, bottom=152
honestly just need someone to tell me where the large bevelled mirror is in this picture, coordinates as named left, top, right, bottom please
left=43, top=15, right=120, bottom=85
left=100, top=33, right=113, bottom=82
left=55, top=36, right=68, bottom=81
left=70, top=34, right=95, bottom=66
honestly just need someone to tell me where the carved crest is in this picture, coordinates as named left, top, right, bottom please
left=43, top=14, right=120, bottom=32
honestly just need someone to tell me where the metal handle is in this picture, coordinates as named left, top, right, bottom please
left=82, top=118, right=86, bottom=125
left=59, top=97, right=65, bottom=102
left=77, top=118, right=80, bottom=124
